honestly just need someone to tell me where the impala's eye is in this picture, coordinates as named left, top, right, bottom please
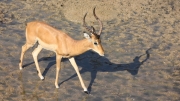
left=94, top=42, right=98, bottom=45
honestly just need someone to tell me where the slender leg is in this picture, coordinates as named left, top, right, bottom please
left=32, top=45, right=44, bottom=80
left=55, top=54, right=62, bottom=88
left=19, top=43, right=32, bottom=70
left=69, top=57, right=88, bottom=93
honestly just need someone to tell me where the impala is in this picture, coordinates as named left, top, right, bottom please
left=19, top=7, right=104, bottom=93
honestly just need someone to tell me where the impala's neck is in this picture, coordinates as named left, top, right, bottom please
left=69, top=39, right=92, bottom=56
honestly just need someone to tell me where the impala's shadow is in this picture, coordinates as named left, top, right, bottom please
left=22, top=48, right=151, bottom=93
left=22, top=57, right=54, bottom=68
left=58, top=48, right=151, bottom=93
left=22, top=56, right=66, bottom=77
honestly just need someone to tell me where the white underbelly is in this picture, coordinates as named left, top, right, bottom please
left=37, top=38, right=57, bottom=52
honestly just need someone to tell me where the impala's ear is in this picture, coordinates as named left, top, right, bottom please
left=91, top=26, right=96, bottom=33
left=84, top=33, right=91, bottom=39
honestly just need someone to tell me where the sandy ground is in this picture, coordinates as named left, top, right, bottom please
left=0, top=0, right=180, bottom=100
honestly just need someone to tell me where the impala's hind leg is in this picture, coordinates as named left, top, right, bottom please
left=19, top=43, right=33, bottom=70
left=19, top=28, right=37, bottom=70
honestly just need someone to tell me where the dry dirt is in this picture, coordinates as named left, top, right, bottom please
left=0, top=0, right=180, bottom=101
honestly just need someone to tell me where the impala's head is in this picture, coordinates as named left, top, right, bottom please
left=83, top=7, right=104, bottom=56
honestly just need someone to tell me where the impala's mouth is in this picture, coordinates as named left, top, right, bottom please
left=91, top=49, right=104, bottom=56
left=99, top=53, right=104, bottom=56
left=100, top=54, right=104, bottom=56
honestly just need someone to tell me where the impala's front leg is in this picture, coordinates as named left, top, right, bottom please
left=19, top=43, right=33, bottom=70
left=32, top=45, right=44, bottom=80
left=69, top=57, right=88, bottom=94
left=55, top=54, right=62, bottom=88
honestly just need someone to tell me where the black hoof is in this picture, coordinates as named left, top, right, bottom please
left=84, top=91, right=89, bottom=94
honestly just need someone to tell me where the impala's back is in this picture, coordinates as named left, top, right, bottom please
left=26, top=21, right=72, bottom=53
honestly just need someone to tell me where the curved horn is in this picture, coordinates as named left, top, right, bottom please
left=83, top=13, right=94, bottom=33
left=93, top=7, right=103, bottom=36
